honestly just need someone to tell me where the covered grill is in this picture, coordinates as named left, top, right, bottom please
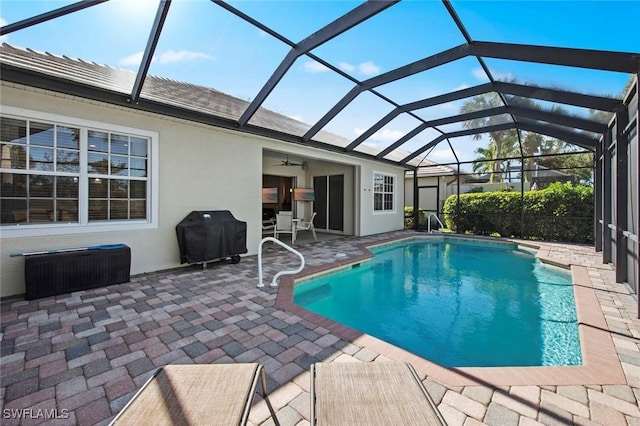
left=176, top=210, right=247, bottom=265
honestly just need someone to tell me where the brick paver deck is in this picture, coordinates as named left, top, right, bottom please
left=1, top=231, right=639, bottom=425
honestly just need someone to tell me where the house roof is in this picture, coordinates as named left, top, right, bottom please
left=405, top=160, right=457, bottom=177
left=1, top=1, right=638, bottom=171
left=0, top=43, right=352, bottom=153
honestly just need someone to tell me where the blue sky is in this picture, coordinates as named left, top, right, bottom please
left=1, top=0, right=639, bottom=165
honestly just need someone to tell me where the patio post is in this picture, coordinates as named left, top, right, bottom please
left=517, top=129, right=525, bottom=239
left=594, top=143, right=603, bottom=252
left=456, top=162, right=460, bottom=233
left=602, top=130, right=613, bottom=264
left=413, top=168, right=419, bottom=230
left=615, top=108, right=629, bottom=284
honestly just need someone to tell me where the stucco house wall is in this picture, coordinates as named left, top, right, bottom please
left=0, top=83, right=405, bottom=297
left=404, top=175, right=453, bottom=213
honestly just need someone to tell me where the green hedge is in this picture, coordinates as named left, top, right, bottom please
left=442, top=182, right=594, bottom=243
left=404, top=207, right=447, bottom=230
left=404, top=206, right=427, bottom=230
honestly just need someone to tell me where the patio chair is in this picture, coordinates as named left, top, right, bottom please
left=262, top=219, right=275, bottom=237
left=274, top=212, right=296, bottom=244
left=310, top=362, right=447, bottom=426
left=295, top=212, right=317, bottom=241
left=110, top=363, right=277, bottom=426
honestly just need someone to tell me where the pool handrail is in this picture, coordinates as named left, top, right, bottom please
left=428, top=213, right=445, bottom=233
left=258, top=237, right=305, bottom=287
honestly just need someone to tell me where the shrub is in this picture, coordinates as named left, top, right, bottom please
left=404, top=207, right=443, bottom=230
left=404, top=206, right=427, bottom=229
left=466, top=186, right=484, bottom=193
left=442, top=182, right=593, bottom=243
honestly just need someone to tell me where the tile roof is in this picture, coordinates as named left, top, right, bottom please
left=0, top=43, right=350, bottom=147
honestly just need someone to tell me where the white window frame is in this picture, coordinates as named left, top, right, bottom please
left=0, top=106, right=159, bottom=238
left=372, top=171, right=396, bottom=214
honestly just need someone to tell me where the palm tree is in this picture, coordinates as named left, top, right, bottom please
left=521, top=133, right=543, bottom=182
left=460, top=92, right=515, bottom=182
left=471, top=145, right=495, bottom=176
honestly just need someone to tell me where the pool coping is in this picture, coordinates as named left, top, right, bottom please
left=275, top=234, right=627, bottom=387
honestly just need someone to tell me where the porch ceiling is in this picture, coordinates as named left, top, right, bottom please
left=1, top=0, right=638, bottom=170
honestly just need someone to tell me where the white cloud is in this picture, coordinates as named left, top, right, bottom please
left=338, top=62, right=355, bottom=72
left=472, top=67, right=489, bottom=81
left=493, top=70, right=515, bottom=82
left=472, top=66, right=513, bottom=82
left=358, top=61, right=380, bottom=76
left=339, top=61, right=381, bottom=77
left=373, top=128, right=405, bottom=142
left=303, top=60, right=330, bottom=73
left=354, top=127, right=405, bottom=142
left=303, top=61, right=380, bottom=77
left=156, top=50, right=211, bottom=65
left=119, top=51, right=144, bottom=67
left=428, top=149, right=456, bottom=162
left=288, top=114, right=303, bottom=122
left=119, top=49, right=211, bottom=67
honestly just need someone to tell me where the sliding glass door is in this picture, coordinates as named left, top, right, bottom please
left=313, top=175, right=344, bottom=232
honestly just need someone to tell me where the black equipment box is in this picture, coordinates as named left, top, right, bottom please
left=24, top=245, right=131, bottom=300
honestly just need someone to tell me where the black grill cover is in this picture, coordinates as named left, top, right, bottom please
left=176, top=210, right=247, bottom=264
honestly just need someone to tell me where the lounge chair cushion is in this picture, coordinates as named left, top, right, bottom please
left=311, top=362, right=446, bottom=425
left=111, top=363, right=263, bottom=426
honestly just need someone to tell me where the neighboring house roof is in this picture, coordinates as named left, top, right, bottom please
left=530, top=166, right=574, bottom=179
left=0, top=43, right=351, bottom=149
left=475, top=165, right=573, bottom=182
left=412, top=160, right=456, bottom=177
left=404, top=159, right=477, bottom=178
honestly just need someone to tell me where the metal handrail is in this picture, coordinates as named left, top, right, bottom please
left=603, top=222, right=638, bottom=243
left=257, top=237, right=305, bottom=287
left=428, top=213, right=445, bottom=233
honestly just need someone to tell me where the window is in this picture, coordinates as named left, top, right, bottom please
left=373, top=172, right=395, bottom=212
left=0, top=107, right=157, bottom=236
left=86, top=130, right=148, bottom=221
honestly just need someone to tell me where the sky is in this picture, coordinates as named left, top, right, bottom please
left=1, top=0, right=639, bottom=166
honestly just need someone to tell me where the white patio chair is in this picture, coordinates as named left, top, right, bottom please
left=262, top=219, right=275, bottom=238
left=296, top=212, right=317, bottom=241
left=274, top=212, right=296, bottom=244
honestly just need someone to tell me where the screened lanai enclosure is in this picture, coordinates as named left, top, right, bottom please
left=0, top=1, right=638, bottom=308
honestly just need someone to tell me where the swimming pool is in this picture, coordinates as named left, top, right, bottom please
left=293, top=237, right=582, bottom=368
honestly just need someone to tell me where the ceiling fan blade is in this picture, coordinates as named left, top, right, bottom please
left=272, top=155, right=305, bottom=166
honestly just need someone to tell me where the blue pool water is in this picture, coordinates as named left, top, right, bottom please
left=293, top=238, right=582, bottom=367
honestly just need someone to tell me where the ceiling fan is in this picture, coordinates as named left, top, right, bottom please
left=275, top=155, right=307, bottom=168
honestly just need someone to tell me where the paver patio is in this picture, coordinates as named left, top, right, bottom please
left=1, top=230, right=639, bottom=425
